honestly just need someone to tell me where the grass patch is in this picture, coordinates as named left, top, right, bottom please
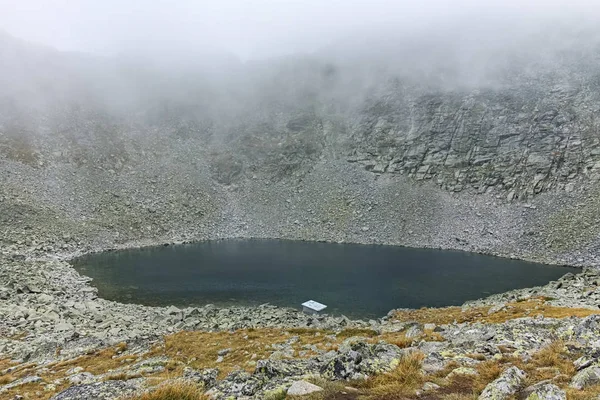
left=358, top=352, right=425, bottom=399
left=336, top=329, right=380, bottom=339
left=567, top=384, right=600, bottom=400
left=511, top=340, right=577, bottom=385
left=51, top=344, right=138, bottom=376
left=380, top=333, right=416, bottom=349
left=154, top=329, right=341, bottom=378
left=0, top=374, right=15, bottom=385
left=104, top=372, right=141, bottom=381
left=392, top=298, right=600, bottom=325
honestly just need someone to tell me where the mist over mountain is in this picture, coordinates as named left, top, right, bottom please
left=3, top=7, right=600, bottom=266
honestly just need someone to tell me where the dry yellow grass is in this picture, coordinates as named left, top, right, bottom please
left=0, top=343, right=144, bottom=400
left=156, top=328, right=342, bottom=378
left=508, top=340, right=577, bottom=386
left=336, top=328, right=380, bottom=338
left=50, top=346, right=138, bottom=376
left=379, top=329, right=445, bottom=351
left=104, top=372, right=141, bottom=381
left=392, top=298, right=600, bottom=325
left=122, top=381, right=206, bottom=400
left=473, top=360, right=503, bottom=392
left=357, top=352, right=425, bottom=399
left=0, top=374, right=15, bottom=385
left=567, top=384, right=600, bottom=400
left=380, top=332, right=416, bottom=349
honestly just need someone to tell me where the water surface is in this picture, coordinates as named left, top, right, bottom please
left=73, top=239, right=571, bottom=318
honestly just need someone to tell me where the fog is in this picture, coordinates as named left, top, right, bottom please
left=1, top=0, right=600, bottom=60
left=2, top=0, right=600, bottom=141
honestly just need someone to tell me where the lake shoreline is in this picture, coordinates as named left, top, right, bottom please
left=71, top=238, right=573, bottom=319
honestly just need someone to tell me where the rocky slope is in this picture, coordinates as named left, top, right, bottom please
left=4, top=23, right=600, bottom=399
left=3, top=27, right=600, bottom=266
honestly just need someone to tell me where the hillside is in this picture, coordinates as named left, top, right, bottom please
left=2, top=27, right=600, bottom=266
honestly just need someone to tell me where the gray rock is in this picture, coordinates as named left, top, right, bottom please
left=479, top=366, right=526, bottom=400
left=523, top=382, right=566, bottom=400
left=68, top=372, right=96, bottom=385
left=286, top=381, right=324, bottom=396
left=218, top=348, right=231, bottom=356
left=570, top=365, right=600, bottom=390
left=422, top=382, right=440, bottom=391
left=55, top=322, right=75, bottom=332
left=50, top=381, right=137, bottom=400
left=183, top=367, right=219, bottom=388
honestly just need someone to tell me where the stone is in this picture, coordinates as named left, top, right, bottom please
left=68, top=372, right=96, bottom=385
left=422, top=382, right=440, bottom=391
left=523, top=382, right=566, bottom=400
left=183, top=367, right=218, bottom=388
left=574, top=355, right=595, bottom=371
left=422, top=352, right=447, bottom=373
left=55, top=322, right=74, bottom=332
left=50, top=381, right=137, bottom=400
left=286, top=381, right=324, bottom=396
left=218, top=348, right=231, bottom=356
left=447, top=367, right=478, bottom=378
left=570, top=365, right=600, bottom=390
left=479, top=366, right=526, bottom=400
left=487, top=303, right=506, bottom=315
left=66, top=367, right=84, bottom=376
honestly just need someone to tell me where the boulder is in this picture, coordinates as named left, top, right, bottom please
left=183, top=367, right=219, bottom=388
left=570, top=365, right=600, bottom=390
left=321, top=339, right=404, bottom=380
left=523, top=382, right=566, bottom=400
left=479, top=366, right=526, bottom=400
left=287, top=381, right=324, bottom=396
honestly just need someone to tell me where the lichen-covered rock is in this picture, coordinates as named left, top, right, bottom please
left=523, top=382, right=566, bottom=400
left=50, top=381, right=138, bottom=400
left=321, top=338, right=404, bottom=380
left=207, top=370, right=269, bottom=398
left=570, top=365, right=600, bottom=390
left=478, top=366, right=526, bottom=400
left=183, top=367, right=219, bottom=388
left=255, top=358, right=320, bottom=378
left=447, top=367, right=478, bottom=378
left=422, top=352, right=448, bottom=373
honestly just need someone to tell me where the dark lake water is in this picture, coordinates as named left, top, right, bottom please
left=72, top=239, right=571, bottom=318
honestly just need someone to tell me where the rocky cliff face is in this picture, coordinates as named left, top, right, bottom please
left=2, top=29, right=600, bottom=266
left=350, top=83, right=600, bottom=200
